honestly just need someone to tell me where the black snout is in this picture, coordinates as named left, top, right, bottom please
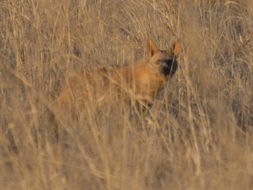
left=161, top=58, right=178, bottom=76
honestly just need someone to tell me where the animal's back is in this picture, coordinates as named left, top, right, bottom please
left=55, top=67, right=115, bottom=110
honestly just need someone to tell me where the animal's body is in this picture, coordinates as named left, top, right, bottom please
left=53, top=40, right=181, bottom=115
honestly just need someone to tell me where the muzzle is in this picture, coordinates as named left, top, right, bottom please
left=161, top=58, right=178, bottom=76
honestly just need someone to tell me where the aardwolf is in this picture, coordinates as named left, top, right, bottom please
left=53, top=39, right=181, bottom=116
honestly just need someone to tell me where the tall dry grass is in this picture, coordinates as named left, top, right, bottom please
left=0, top=0, right=253, bottom=189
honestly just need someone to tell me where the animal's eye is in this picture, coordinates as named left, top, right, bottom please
left=156, top=60, right=164, bottom=64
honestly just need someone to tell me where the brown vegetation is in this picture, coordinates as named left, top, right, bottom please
left=0, top=0, right=253, bottom=189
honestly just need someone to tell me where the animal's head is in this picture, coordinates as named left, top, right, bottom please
left=146, top=39, right=181, bottom=78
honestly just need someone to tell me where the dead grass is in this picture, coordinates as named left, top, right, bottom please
left=1, top=0, right=253, bottom=189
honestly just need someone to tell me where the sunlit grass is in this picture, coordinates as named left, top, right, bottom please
left=0, top=0, right=253, bottom=189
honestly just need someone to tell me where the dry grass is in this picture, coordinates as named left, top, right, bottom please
left=1, top=0, right=253, bottom=189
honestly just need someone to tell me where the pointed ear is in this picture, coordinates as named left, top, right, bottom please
left=170, top=39, right=181, bottom=57
left=147, top=39, right=158, bottom=56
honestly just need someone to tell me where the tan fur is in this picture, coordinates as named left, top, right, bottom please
left=53, top=40, right=181, bottom=114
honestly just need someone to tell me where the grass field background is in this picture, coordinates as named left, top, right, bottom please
left=1, top=0, right=253, bottom=189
